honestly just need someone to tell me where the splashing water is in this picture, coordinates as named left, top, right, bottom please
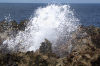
left=4, top=14, right=12, bottom=22
left=3, top=4, right=80, bottom=52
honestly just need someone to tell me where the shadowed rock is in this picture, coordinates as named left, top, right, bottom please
left=40, top=39, right=52, bottom=54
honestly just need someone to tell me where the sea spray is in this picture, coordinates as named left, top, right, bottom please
left=4, top=14, right=12, bottom=22
left=2, top=4, right=80, bottom=52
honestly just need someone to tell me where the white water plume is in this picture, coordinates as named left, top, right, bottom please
left=3, top=4, right=80, bottom=52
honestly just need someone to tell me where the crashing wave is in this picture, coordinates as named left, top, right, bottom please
left=2, top=4, right=80, bottom=52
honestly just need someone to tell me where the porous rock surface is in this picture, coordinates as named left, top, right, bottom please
left=0, top=21, right=100, bottom=66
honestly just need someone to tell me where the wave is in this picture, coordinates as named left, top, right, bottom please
left=2, top=4, right=80, bottom=52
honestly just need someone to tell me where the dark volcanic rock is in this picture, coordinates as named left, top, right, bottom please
left=18, top=20, right=29, bottom=31
left=40, top=39, right=52, bottom=54
left=0, top=20, right=100, bottom=66
left=0, top=20, right=28, bottom=41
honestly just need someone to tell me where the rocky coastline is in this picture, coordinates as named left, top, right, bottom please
left=0, top=20, right=100, bottom=66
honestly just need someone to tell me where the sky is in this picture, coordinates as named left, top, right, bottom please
left=0, top=0, right=100, bottom=3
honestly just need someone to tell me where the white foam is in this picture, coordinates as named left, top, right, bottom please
left=3, top=4, right=79, bottom=52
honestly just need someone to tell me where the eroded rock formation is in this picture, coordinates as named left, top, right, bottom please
left=0, top=20, right=100, bottom=66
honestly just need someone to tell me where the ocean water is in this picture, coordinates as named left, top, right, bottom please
left=0, top=3, right=100, bottom=27
left=1, top=3, right=100, bottom=52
